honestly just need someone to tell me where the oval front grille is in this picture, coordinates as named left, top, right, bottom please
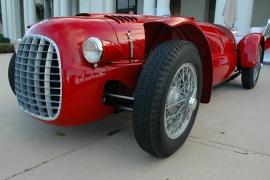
left=15, top=35, right=62, bottom=121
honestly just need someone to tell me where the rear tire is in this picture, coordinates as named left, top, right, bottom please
left=133, top=40, right=202, bottom=158
left=241, top=46, right=263, bottom=89
left=8, top=53, right=16, bottom=94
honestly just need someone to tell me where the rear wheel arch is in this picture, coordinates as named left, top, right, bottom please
left=238, top=33, right=265, bottom=67
left=144, top=22, right=213, bottom=103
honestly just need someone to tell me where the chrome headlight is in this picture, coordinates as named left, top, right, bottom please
left=82, top=37, right=103, bottom=64
left=14, top=38, right=22, bottom=53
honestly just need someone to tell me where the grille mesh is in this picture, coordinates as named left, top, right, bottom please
left=15, top=35, right=62, bottom=120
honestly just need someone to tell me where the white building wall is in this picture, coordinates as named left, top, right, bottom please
left=10, top=0, right=22, bottom=41
left=142, top=0, right=156, bottom=15
left=79, top=0, right=115, bottom=13
left=156, top=0, right=170, bottom=16
left=53, top=0, right=69, bottom=17
left=90, top=0, right=103, bottom=12
left=1, top=0, right=267, bottom=41
left=70, top=0, right=79, bottom=16
left=138, top=0, right=169, bottom=16
left=79, top=0, right=91, bottom=12
left=1, top=0, right=22, bottom=42
left=6, top=0, right=13, bottom=39
left=0, top=0, right=8, bottom=37
left=214, top=0, right=226, bottom=25
left=23, top=0, right=36, bottom=32
left=214, top=0, right=255, bottom=35
left=137, top=0, right=156, bottom=15
left=44, top=0, right=52, bottom=19
left=235, top=0, right=254, bottom=35
left=103, top=0, right=115, bottom=13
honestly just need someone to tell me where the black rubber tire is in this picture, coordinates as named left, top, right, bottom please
left=241, top=46, right=263, bottom=89
left=133, top=40, right=202, bottom=158
left=8, top=53, right=16, bottom=94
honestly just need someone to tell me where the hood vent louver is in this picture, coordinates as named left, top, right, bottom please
left=76, top=13, right=90, bottom=16
left=104, top=15, right=138, bottom=24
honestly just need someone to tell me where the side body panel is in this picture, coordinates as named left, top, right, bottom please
left=197, top=23, right=238, bottom=85
left=266, top=37, right=270, bottom=50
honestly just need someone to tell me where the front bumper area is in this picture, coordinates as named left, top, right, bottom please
left=15, top=34, right=62, bottom=121
left=16, top=34, right=142, bottom=126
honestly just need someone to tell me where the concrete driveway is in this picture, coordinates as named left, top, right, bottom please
left=0, top=53, right=270, bottom=180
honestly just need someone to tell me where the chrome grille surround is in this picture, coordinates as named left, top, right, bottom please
left=15, top=34, right=62, bottom=121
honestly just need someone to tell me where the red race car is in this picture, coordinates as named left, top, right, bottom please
left=8, top=14, right=264, bottom=157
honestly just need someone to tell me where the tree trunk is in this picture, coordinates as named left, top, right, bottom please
left=170, top=0, right=181, bottom=16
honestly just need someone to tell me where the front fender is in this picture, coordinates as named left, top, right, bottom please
left=25, top=18, right=143, bottom=126
left=144, top=17, right=213, bottom=103
left=238, top=33, right=265, bottom=67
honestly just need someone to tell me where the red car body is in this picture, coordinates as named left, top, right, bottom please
left=19, top=14, right=264, bottom=126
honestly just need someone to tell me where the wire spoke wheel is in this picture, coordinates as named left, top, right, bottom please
left=133, top=40, right=202, bottom=157
left=253, top=47, right=262, bottom=82
left=164, top=63, right=197, bottom=139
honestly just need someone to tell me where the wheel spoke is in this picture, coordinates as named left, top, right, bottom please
left=173, top=70, right=184, bottom=86
left=175, top=88, right=189, bottom=96
left=172, top=110, right=185, bottom=133
left=165, top=103, right=185, bottom=122
left=166, top=98, right=186, bottom=110
left=164, top=63, right=198, bottom=139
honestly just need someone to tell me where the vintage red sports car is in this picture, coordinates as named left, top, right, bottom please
left=8, top=13, right=264, bottom=157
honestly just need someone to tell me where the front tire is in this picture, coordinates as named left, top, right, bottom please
left=241, top=46, right=263, bottom=89
left=8, top=53, right=16, bottom=94
left=133, top=40, right=202, bottom=158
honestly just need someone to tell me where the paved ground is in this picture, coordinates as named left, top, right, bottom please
left=0, top=53, right=270, bottom=180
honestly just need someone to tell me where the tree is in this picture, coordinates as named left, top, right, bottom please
left=36, top=2, right=45, bottom=21
left=170, top=0, right=181, bottom=16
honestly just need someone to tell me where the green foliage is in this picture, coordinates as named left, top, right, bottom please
left=0, top=43, right=14, bottom=54
left=36, top=3, right=45, bottom=22
left=0, top=34, right=10, bottom=43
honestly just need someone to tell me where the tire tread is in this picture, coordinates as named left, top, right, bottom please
left=133, top=40, right=200, bottom=157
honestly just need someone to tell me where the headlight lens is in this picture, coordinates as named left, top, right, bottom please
left=83, top=37, right=103, bottom=64
left=14, top=38, right=22, bottom=53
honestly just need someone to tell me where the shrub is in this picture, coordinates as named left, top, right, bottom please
left=0, top=34, right=10, bottom=43
left=0, top=43, right=15, bottom=54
